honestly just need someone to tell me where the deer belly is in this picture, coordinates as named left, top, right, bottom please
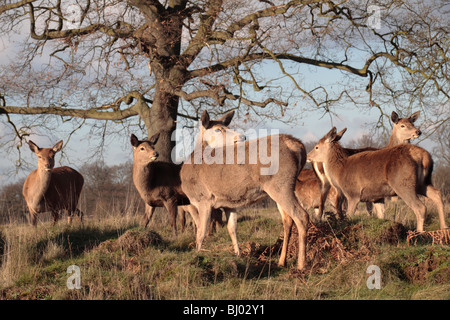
left=213, top=186, right=267, bottom=209
left=359, top=184, right=395, bottom=202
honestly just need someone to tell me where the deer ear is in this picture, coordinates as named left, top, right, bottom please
left=391, top=111, right=399, bottom=124
left=149, top=132, right=160, bottom=145
left=324, top=127, right=337, bottom=143
left=201, top=110, right=210, bottom=128
left=217, top=110, right=235, bottom=127
left=130, top=134, right=140, bottom=149
left=28, top=140, right=40, bottom=154
left=334, top=128, right=347, bottom=142
left=408, top=111, right=420, bottom=123
left=52, top=140, right=63, bottom=153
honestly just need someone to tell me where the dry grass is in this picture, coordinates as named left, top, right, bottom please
left=0, top=199, right=449, bottom=300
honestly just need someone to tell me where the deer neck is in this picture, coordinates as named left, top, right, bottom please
left=32, top=167, right=52, bottom=204
left=323, top=144, right=347, bottom=185
left=132, top=161, right=154, bottom=199
left=387, top=131, right=409, bottom=147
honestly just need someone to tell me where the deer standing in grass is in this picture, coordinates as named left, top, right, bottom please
left=180, top=110, right=310, bottom=270
left=307, top=127, right=447, bottom=232
left=130, top=133, right=199, bottom=236
left=310, top=111, right=423, bottom=220
left=23, top=140, right=84, bottom=226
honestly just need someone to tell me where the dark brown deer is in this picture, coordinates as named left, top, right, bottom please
left=180, top=110, right=309, bottom=270
left=307, top=127, right=447, bottom=232
left=311, top=111, right=422, bottom=219
left=130, top=133, right=199, bottom=236
left=23, top=140, right=84, bottom=226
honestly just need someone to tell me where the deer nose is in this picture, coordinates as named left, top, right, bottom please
left=416, top=130, right=422, bottom=136
left=151, top=151, right=159, bottom=160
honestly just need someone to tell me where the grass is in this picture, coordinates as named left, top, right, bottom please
left=0, top=200, right=448, bottom=300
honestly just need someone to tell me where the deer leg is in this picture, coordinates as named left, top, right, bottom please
left=346, top=197, right=359, bottom=217
left=143, top=204, right=155, bottom=228
left=29, top=209, right=38, bottom=227
left=318, top=182, right=331, bottom=221
left=51, top=211, right=59, bottom=226
left=67, top=210, right=73, bottom=224
left=288, top=203, right=309, bottom=270
left=184, top=205, right=199, bottom=231
left=224, top=209, right=240, bottom=256
left=331, top=188, right=345, bottom=220
left=365, top=202, right=374, bottom=216
left=276, top=204, right=293, bottom=268
left=76, top=208, right=84, bottom=226
left=196, top=203, right=212, bottom=252
left=179, top=208, right=186, bottom=233
left=373, top=199, right=385, bottom=219
left=271, top=187, right=309, bottom=270
left=394, top=189, right=426, bottom=232
left=424, top=186, right=447, bottom=230
left=164, top=201, right=178, bottom=237
left=209, top=209, right=224, bottom=235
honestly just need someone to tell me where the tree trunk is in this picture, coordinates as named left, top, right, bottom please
left=144, top=81, right=179, bottom=163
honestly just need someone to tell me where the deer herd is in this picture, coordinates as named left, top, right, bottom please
left=21, top=110, right=448, bottom=270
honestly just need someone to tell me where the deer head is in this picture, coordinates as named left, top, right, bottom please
left=391, top=111, right=422, bottom=143
left=130, top=133, right=160, bottom=166
left=307, top=127, right=347, bottom=163
left=200, top=110, right=246, bottom=148
left=28, top=140, right=63, bottom=172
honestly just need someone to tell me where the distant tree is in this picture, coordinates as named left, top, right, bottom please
left=0, top=179, right=28, bottom=223
left=79, top=161, right=140, bottom=217
left=345, top=133, right=384, bottom=149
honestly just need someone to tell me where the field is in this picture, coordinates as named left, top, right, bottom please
left=0, top=200, right=449, bottom=300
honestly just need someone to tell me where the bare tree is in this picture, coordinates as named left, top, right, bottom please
left=0, top=0, right=448, bottom=165
left=345, top=133, right=384, bottom=149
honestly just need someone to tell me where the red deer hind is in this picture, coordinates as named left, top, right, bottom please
left=130, top=133, right=199, bottom=235
left=310, top=111, right=423, bottom=220
left=307, top=127, right=447, bottom=232
left=23, top=140, right=84, bottom=226
left=180, top=110, right=309, bottom=270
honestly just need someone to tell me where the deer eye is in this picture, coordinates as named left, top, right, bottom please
left=401, top=125, right=405, bottom=128
left=315, top=146, right=319, bottom=150
left=215, top=128, right=221, bottom=133
left=140, top=147, right=145, bottom=151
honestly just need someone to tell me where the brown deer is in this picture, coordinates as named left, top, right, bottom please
left=130, top=133, right=199, bottom=236
left=295, top=169, right=339, bottom=218
left=22, top=140, right=84, bottom=226
left=180, top=110, right=309, bottom=270
left=307, top=127, right=447, bottom=232
left=311, top=110, right=422, bottom=220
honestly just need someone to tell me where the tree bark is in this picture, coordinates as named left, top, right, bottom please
left=145, top=82, right=179, bottom=163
